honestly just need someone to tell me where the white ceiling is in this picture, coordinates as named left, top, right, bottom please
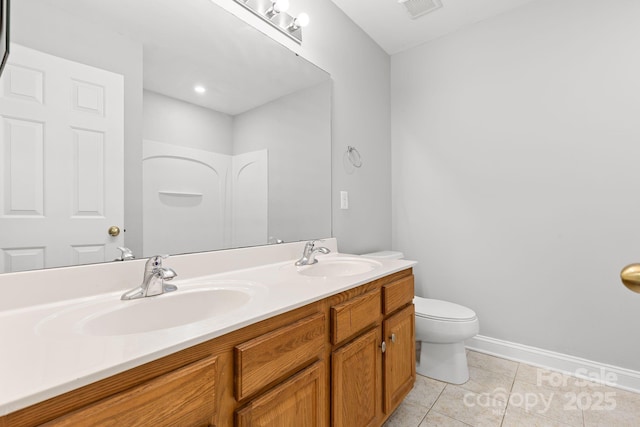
left=27, top=0, right=328, bottom=115
left=329, top=0, right=539, bottom=55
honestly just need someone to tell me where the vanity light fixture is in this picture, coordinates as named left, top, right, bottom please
left=232, top=0, right=308, bottom=44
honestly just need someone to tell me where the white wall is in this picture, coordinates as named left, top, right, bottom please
left=392, top=0, right=640, bottom=370
left=143, top=90, right=233, bottom=154
left=233, top=82, right=332, bottom=243
left=212, top=0, right=392, bottom=255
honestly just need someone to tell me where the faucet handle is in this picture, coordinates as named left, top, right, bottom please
left=305, top=239, right=325, bottom=248
left=116, top=247, right=135, bottom=261
left=144, top=254, right=169, bottom=272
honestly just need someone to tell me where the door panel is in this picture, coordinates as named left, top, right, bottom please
left=332, top=327, right=382, bottom=427
left=0, top=44, right=124, bottom=272
left=383, top=304, right=416, bottom=413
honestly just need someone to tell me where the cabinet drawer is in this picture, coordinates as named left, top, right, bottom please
left=331, top=289, right=381, bottom=345
left=235, top=313, right=325, bottom=401
left=236, top=361, right=325, bottom=427
left=382, top=276, right=414, bottom=315
left=43, top=356, right=217, bottom=427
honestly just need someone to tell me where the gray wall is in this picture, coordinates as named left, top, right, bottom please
left=143, top=90, right=234, bottom=154
left=233, top=82, right=332, bottom=243
left=391, top=0, right=640, bottom=370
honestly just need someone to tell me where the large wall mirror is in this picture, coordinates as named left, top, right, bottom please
left=0, top=0, right=331, bottom=273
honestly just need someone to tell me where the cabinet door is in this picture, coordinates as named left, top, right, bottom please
left=332, top=327, right=382, bottom=427
left=383, top=304, right=416, bottom=413
left=43, top=356, right=217, bottom=427
left=236, top=361, right=325, bottom=427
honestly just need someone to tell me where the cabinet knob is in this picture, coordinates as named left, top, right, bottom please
left=390, top=333, right=396, bottom=343
left=380, top=341, right=386, bottom=353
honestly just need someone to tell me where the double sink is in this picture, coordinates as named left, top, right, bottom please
left=35, top=256, right=382, bottom=336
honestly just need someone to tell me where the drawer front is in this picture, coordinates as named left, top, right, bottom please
left=383, top=276, right=414, bottom=315
left=331, top=289, right=381, bottom=345
left=43, top=356, right=217, bottom=427
left=235, top=313, right=325, bottom=401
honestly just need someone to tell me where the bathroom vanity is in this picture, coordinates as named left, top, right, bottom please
left=0, top=243, right=416, bottom=427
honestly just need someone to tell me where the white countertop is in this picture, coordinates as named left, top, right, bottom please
left=0, top=250, right=415, bottom=416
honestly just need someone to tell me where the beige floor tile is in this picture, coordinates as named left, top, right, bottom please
left=431, top=385, right=506, bottom=427
left=583, top=407, right=640, bottom=427
left=510, top=380, right=583, bottom=427
left=466, top=351, right=518, bottom=378
left=384, top=400, right=429, bottom=427
left=582, top=384, right=640, bottom=427
left=588, top=384, right=640, bottom=403
left=516, top=364, right=582, bottom=394
left=420, top=411, right=473, bottom=426
left=405, top=374, right=447, bottom=408
left=458, top=365, right=514, bottom=402
left=502, top=406, right=574, bottom=427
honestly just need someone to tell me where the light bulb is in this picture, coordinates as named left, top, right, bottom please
left=295, top=12, right=309, bottom=28
left=273, top=0, right=290, bottom=13
left=289, top=12, right=310, bottom=31
left=265, top=0, right=289, bottom=18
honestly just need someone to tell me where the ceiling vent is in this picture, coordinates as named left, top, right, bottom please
left=398, top=0, right=443, bottom=19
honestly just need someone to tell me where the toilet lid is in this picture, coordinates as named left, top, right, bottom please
left=414, top=297, right=477, bottom=322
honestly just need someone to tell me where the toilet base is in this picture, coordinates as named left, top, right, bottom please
left=416, top=340, right=469, bottom=384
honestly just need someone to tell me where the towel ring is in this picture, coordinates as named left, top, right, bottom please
left=347, top=146, right=362, bottom=168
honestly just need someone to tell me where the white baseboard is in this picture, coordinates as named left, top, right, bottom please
left=466, top=335, right=640, bottom=394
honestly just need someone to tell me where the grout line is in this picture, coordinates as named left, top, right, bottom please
left=417, top=380, right=447, bottom=427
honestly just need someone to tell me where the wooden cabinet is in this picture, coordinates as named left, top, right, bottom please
left=1, top=268, right=415, bottom=427
left=331, top=273, right=416, bottom=427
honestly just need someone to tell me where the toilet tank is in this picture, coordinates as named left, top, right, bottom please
left=361, top=251, right=404, bottom=260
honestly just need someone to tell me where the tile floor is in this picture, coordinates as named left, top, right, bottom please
left=384, top=351, right=640, bottom=427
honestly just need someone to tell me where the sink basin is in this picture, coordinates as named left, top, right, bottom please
left=297, top=257, right=382, bottom=278
left=36, top=281, right=265, bottom=337
left=81, top=288, right=251, bottom=336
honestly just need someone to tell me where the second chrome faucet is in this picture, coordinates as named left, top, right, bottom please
left=121, top=255, right=178, bottom=300
left=296, top=240, right=331, bottom=266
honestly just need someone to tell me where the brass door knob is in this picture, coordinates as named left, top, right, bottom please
left=108, top=226, right=121, bottom=237
left=620, top=264, right=640, bottom=293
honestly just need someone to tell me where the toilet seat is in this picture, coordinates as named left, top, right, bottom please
left=414, top=297, right=477, bottom=322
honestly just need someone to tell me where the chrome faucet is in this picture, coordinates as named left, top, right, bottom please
left=121, top=255, right=178, bottom=300
left=115, top=246, right=135, bottom=261
left=296, top=240, right=331, bottom=266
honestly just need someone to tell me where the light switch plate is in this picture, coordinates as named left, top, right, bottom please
left=340, top=191, right=349, bottom=209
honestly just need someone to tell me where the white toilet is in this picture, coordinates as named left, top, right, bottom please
left=362, top=251, right=479, bottom=384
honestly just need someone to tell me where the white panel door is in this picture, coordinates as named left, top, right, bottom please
left=142, top=140, right=229, bottom=257
left=231, top=150, right=268, bottom=248
left=0, top=44, right=124, bottom=272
